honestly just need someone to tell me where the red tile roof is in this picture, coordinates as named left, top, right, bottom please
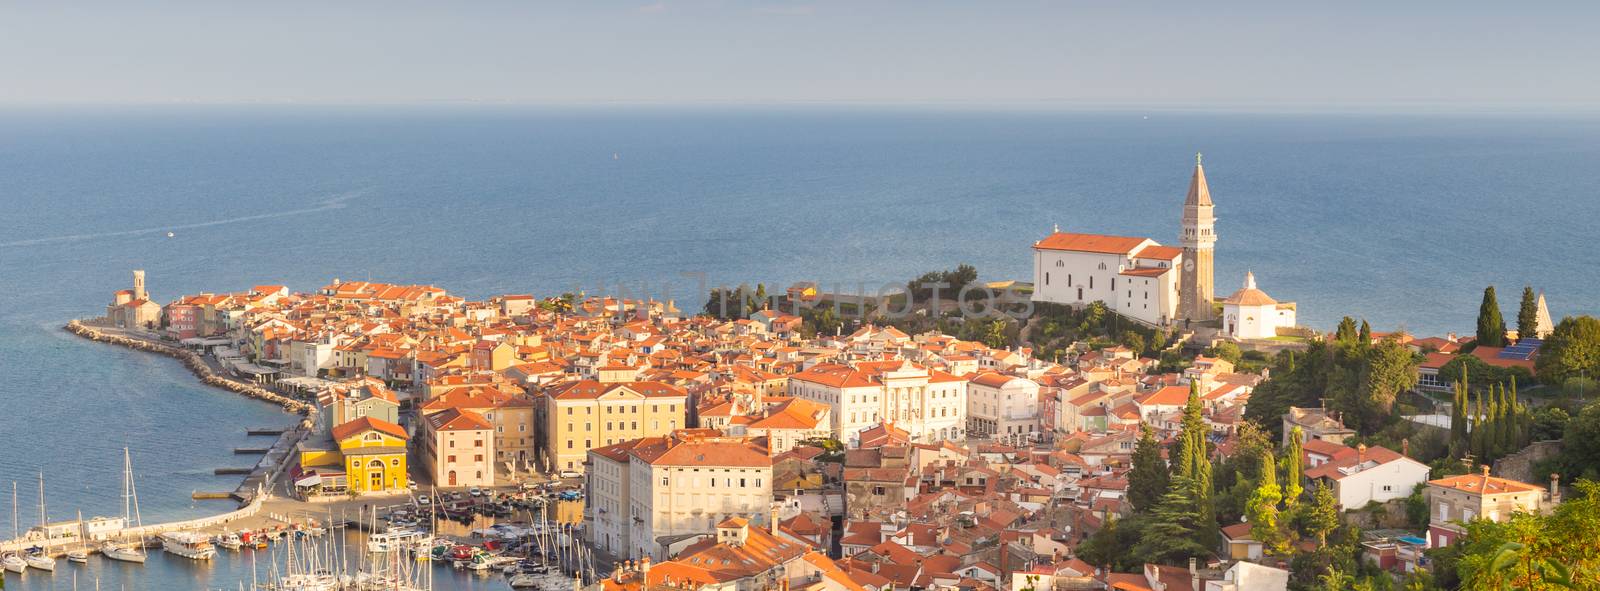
left=1034, top=232, right=1151, bottom=255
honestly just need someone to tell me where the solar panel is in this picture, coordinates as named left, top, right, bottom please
left=1496, top=339, right=1543, bottom=360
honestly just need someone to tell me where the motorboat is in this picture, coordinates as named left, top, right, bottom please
left=66, top=548, right=90, bottom=564
left=159, top=531, right=217, bottom=560
left=217, top=532, right=243, bottom=551
left=366, top=528, right=430, bottom=553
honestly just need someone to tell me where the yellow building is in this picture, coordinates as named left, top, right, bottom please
left=331, top=417, right=410, bottom=494
left=544, top=380, right=687, bottom=473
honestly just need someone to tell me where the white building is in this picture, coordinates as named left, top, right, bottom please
left=966, top=372, right=1041, bottom=443
left=586, top=430, right=774, bottom=560
left=786, top=359, right=966, bottom=446
left=1305, top=444, right=1430, bottom=509
left=1220, top=271, right=1297, bottom=340
left=1030, top=232, right=1182, bottom=327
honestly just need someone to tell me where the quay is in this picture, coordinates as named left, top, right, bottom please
left=247, top=427, right=287, bottom=436
left=234, top=447, right=269, bottom=454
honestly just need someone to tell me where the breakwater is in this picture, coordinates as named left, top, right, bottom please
left=63, top=320, right=314, bottom=414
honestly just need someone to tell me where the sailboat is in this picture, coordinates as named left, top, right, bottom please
left=23, top=474, right=58, bottom=571
left=101, top=449, right=148, bottom=563
left=67, top=510, right=91, bottom=563
left=3, top=482, right=26, bottom=573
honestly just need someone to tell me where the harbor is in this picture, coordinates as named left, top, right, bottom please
left=3, top=317, right=598, bottom=590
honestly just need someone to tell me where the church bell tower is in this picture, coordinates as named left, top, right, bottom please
left=1180, top=154, right=1216, bottom=322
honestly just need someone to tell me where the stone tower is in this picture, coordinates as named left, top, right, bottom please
left=132, top=269, right=148, bottom=301
left=1180, top=154, right=1216, bottom=322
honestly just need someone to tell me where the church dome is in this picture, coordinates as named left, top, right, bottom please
left=1223, top=271, right=1277, bottom=306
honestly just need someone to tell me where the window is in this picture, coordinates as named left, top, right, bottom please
left=1382, top=485, right=1393, bottom=492
left=475, top=454, right=483, bottom=462
left=1044, top=273, right=1049, bottom=286
left=448, top=455, right=456, bottom=462
left=391, top=458, right=400, bottom=466
left=566, top=441, right=573, bottom=449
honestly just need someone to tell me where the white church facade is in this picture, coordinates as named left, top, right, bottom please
left=1030, top=233, right=1183, bottom=327
left=1030, top=155, right=1301, bottom=339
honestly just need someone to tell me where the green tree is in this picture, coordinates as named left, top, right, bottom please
left=1305, top=481, right=1340, bottom=546
left=1564, top=402, right=1600, bottom=481
left=1478, top=286, right=1508, bottom=348
left=1455, top=480, right=1600, bottom=590
left=1129, top=424, right=1170, bottom=512
left=1341, top=338, right=1420, bottom=432
left=1335, top=316, right=1360, bottom=345
left=1518, top=286, right=1540, bottom=341
left=1358, top=319, right=1373, bottom=344
left=1535, top=315, right=1600, bottom=386
left=1282, top=426, right=1305, bottom=507
left=1132, top=488, right=1212, bottom=566
left=982, top=318, right=1009, bottom=348
left=1451, top=374, right=1470, bottom=457
left=1247, top=450, right=1286, bottom=554
left=1119, top=330, right=1146, bottom=355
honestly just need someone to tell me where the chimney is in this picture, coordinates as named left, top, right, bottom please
left=1190, top=557, right=1199, bottom=590
left=770, top=505, right=780, bottom=535
left=1482, top=464, right=1491, bottom=477
left=640, top=556, right=652, bottom=581
left=998, top=539, right=1009, bottom=578
left=1401, top=438, right=1410, bottom=458
left=1357, top=443, right=1367, bottom=464
left=1550, top=473, right=1562, bottom=504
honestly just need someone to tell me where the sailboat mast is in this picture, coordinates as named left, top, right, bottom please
left=39, top=472, right=47, bottom=531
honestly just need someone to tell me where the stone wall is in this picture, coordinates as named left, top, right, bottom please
left=1494, top=440, right=1563, bottom=484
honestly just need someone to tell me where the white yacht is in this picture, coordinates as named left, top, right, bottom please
left=158, top=531, right=217, bottom=560
left=366, top=528, right=430, bottom=553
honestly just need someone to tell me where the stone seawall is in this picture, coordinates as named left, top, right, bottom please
left=63, top=320, right=314, bottom=414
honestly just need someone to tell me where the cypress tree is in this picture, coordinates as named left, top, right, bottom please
left=1282, top=426, right=1304, bottom=507
left=1129, top=424, right=1170, bottom=512
left=1248, top=450, right=1285, bottom=554
left=1358, top=319, right=1373, bottom=345
left=1470, top=392, right=1486, bottom=460
left=1450, top=376, right=1468, bottom=457
left=1517, top=286, right=1540, bottom=341
left=1477, top=286, right=1507, bottom=347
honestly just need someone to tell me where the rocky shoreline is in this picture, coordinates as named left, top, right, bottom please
left=64, top=320, right=315, bottom=415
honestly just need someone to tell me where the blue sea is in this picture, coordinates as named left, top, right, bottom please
left=2, top=106, right=1599, bottom=588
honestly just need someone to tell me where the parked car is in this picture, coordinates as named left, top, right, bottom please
left=558, top=470, right=582, bottom=479
left=469, top=487, right=484, bottom=497
left=416, top=495, right=431, bottom=506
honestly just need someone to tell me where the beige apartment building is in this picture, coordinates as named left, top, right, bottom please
left=544, top=380, right=688, bottom=472
left=1426, top=466, right=1558, bottom=549
left=585, top=430, right=773, bottom=561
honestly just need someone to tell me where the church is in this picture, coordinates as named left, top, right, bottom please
left=1030, top=156, right=1297, bottom=339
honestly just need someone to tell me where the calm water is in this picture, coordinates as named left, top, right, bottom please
left=2, top=106, right=1600, bottom=588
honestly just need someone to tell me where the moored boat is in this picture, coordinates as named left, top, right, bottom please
left=1, top=552, right=27, bottom=573
left=100, top=541, right=148, bottom=564
left=159, top=531, right=217, bottom=560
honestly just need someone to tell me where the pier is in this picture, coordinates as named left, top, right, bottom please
left=62, top=320, right=315, bottom=414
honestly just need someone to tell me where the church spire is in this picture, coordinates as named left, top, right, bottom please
left=1186, top=153, right=1212, bottom=206
left=1535, top=290, right=1555, bottom=338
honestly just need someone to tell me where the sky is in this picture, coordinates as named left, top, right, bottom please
left=2, top=1, right=1597, bottom=109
